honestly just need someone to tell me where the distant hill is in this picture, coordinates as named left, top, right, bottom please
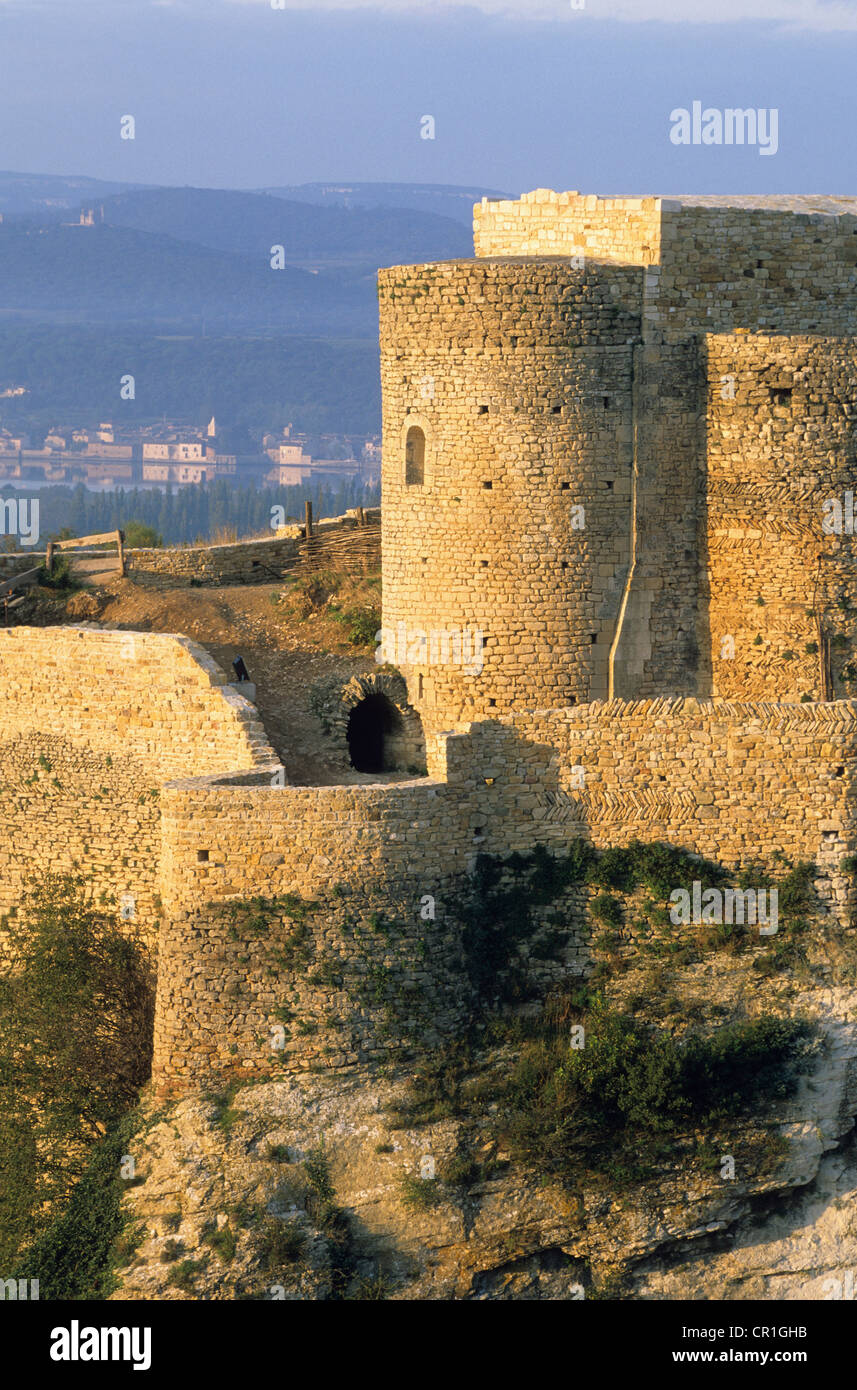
left=98, top=186, right=472, bottom=267
left=0, top=223, right=376, bottom=335
left=0, top=170, right=147, bottom=219
left=257, top=181, right=515, bottom=227
left=0, top=325, right=380, bottom=435
left=0, top=174, right=507, bottom=433
left=0, top=172, right=512, bottom=233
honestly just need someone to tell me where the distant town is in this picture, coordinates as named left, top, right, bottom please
left=0, top=410, right=381, bottom=491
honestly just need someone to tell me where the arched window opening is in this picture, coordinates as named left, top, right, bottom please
left=405, top=425, right=425, bottom=486
left=347, top=693, right=403, bottom=773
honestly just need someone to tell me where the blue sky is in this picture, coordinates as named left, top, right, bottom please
left=2, top=0, right=856, bottom=192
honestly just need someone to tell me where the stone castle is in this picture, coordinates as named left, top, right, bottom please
left=4, top=191, right=857, bottom=1091
left=380, top=190, right=857, bottom=725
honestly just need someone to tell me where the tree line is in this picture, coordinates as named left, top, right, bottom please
left=7, top=478, right=380, bottom=549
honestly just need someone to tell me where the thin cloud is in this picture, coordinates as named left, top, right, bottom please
left=228, top=0, right=857, bottom=31
left=7, top=0, right=857, bottom=29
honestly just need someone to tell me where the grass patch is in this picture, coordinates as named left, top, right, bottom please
left=258, top=1218, right=307, bottom=1268
left=207, top=1083, right=245, bottom=1135
left=166, top=1257, right=207, bottom=1293
left=202, top=1223, right=237, bottom=1262
left=399, top=1173, right=442, bottom=1211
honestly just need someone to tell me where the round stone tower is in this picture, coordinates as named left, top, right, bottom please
left=378, top=257, right=642, bottom=735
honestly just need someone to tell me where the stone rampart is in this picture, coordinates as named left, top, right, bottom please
left=475, top=191, right=857, bottom=339
left=148, top=695, right=857, bottom=1088
left=152, top=772, right=473, bottom=1087
left=0, top=627, right=276, bottom=949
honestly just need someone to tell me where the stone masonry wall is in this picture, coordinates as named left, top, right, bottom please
left=1, top=635, right=852, bottom=1092
left=609, top=341, right=706, bottom=699
left=475, top=191, right=857, bottom=341
left=0, top=627, right=277, bottom=949
left=151, top=695, right=857, bottom=1089
left=152, top=772, right=475, bottom=1088
left=379, top=257, right=641, bottom=737
left=473, top=190, right=662, bottom=266
left=656, top=205, right=857, bottom=340
left=448, top=699, right=857, bottom=915
left=128, top=509, right=380, bottom=588
left=703, top=336, right=857, bottom=702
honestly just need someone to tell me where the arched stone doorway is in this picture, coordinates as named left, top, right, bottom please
left=310, top=670, right=426, bottom=776
left=347, top=692, right=402, bottom=772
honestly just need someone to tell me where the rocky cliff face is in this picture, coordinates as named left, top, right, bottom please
left=111, top=982, right=857, bottom=1302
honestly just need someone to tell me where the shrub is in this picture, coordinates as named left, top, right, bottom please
left=776, top=860, right=816, bottom=921
left=499, top=1000, right=813, bottom=1184
left=202, top=1224, right=237, bottom=1262
left=349, top=1270, right=394, bottom=1300
left=399, top=1173, right=442, bottom=1211
left=331, top=604, right=381, bottom=647
left=300, top=1144, right=355, bottom=1294
left=591, top=893, right=623, bottom=927
left=37, top=553, right=73, bottom=590
left=303, top=1144, right=338, bottom=1228
left=259, top=1218, right=306, bottom=1267
left=585, top=841, right=726, bottom=900
left=586, top=847, right=637, bottom=893
left=122, top=521, right=162, bottom=548
left=386, top=1045, right=471, bottom=1127
left=10, top=1110, right=145, bottom=1298
left=166, top=1258, right=207, bottom=1293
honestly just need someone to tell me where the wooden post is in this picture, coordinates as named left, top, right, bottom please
left=45, top=540, right=54, bottom=575
left=357, top=506, right=365, bottom=527
left=304, top=500, right=313, bottom=539
left=117, top=529, right=126, bottom=578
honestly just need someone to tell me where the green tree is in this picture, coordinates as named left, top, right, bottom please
left=122, top=520, right=162, bottom=548
left=0, top=874, right=153, bottom=1266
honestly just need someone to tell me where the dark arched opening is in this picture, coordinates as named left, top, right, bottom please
left=405, top=425, right=425, bottom=486
left=347, top=693, right=403, bottom=773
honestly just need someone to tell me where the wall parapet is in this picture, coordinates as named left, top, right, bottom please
left=0, top=627, right=280, bottom=947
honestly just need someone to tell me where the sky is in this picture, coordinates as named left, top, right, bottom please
left=1, top=0, right=856, bottom=193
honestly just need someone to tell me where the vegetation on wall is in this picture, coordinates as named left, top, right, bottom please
left=451, top=840, right=820, bottom=1011
left=0, top=873, right=154, bottom=1274
left=209, top=884, right=462, bottom=1074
